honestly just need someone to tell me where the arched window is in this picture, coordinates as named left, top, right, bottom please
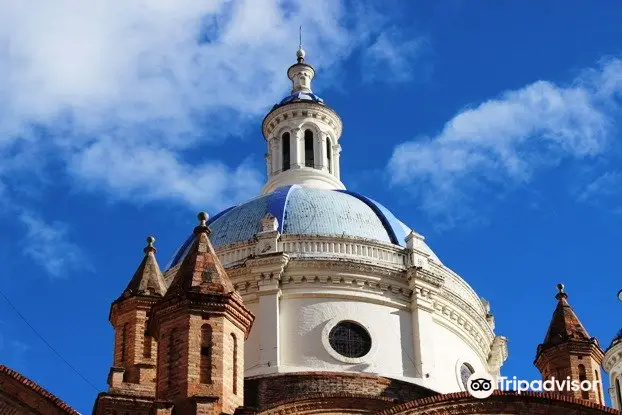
left=281, top=132, right=290, bottom=171
left=578, top=364, right=589, bottom=400
left=200, top=325, right=212, bottom=383
left=616, top=377, right=622, bottom=407
left=143, top=333, right=152, bottom=358
left=304, top=129, right=314, bottom=167
left=460, top=363, right=475, bottom=390
left=326, top=138, right=333, bottom=174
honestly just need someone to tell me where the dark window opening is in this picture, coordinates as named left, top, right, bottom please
left=120, top=323, right=128, bottom=363
left=328, top=321, right=371, bottom=358
left=304, top=130, right=314, bottom=167
left=143, top=333, right=152, bottom=359
left=231, top=334, right=238, bottom=394
left=578, top=364, right=589, bottom=400
left=617, top=378, right=622, bottom=406
left=282, top=132, right=290, bottom=171
left=200, top=325, right=212, bottom=383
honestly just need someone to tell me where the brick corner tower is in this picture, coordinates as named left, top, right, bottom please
left=93, top=235, right=168, bottom=414
left=148, top=212, right=255, bottom=415
left=534, top=283, right=605, bottom=404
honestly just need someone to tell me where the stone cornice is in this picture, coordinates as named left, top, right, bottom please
left=407, top=266, right=445, bottom=289
left=109, top=295, right=160, bottom=325
left=262, top=102, right=342, bottom=139
left=433, top=296, right=494, bottom=360
left=148, top=291, right=254, bottom=340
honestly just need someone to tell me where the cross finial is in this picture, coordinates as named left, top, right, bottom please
left=299, top=25, right=302, bottom=49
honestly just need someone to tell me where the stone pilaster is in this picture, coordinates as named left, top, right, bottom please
left=407, top=266, right=444, bottom=380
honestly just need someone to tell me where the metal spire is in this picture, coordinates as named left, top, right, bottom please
left=296, top=25, right=305, bottom=63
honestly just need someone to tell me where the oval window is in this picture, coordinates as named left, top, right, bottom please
left=460, top=363, right=475, bottom=390
left=328, top=321, right=372, bottom=358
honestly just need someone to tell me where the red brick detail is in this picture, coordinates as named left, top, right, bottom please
left=534, top=290, right=606, bottom=405
left=377, top=390, right=619, bottom=415
left=243, top=372, right=436, bottom=411
left=92, top=392, right=154, bottom=415
left=254, top=395, right=394, bottom=415
left=0, top=364, right=79, bottom=414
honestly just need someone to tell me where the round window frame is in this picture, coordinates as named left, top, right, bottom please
left=322, top=317, right=377, bottom=364
left=455, top=359, right=475, bottom=391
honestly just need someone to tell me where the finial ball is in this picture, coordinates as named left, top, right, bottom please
left=198, top=211, right=209, bottom=224
left=297, top=47, right=305, bottom=59
left=557, top=283, right=565, bottom=293
left=146, top=236, right=155, bottom=245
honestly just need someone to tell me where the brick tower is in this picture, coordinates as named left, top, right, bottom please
left=93, top=236, right=167, bottom=413
left=535, top=283, right=605, bottom=404
left=148, top=212, right=254, bottom=415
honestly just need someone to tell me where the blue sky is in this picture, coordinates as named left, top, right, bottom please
left=1, top=1, right=621, bottom=412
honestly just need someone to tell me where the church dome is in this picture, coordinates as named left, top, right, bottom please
left=167, top=185, right=440, bottom=269
left=275, top=91, right=324, bottom=107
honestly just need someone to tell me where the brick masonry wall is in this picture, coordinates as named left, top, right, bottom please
left=156, top=313, right=192, bottom=400
left=244, top=372, right=436, bottom=411
left=537, top=345, right=605, bottom=405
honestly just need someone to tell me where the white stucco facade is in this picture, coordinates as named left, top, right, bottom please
left=216, top=228, right=508, bottom=394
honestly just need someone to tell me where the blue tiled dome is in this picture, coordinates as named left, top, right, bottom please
left=273, top=91, right=324, bottom=109
left=167, top=185, right=437, bottom=269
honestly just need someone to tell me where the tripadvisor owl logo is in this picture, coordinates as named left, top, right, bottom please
left=466, top=372, right=496, bottom=399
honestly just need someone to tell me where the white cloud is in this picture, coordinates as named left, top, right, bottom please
left=19, top=212, right=88, bottom=278
left=363, top=28, right=425, bottom=83
left=69, top=139, right=261, bottom=210
left=576, top=171, right=622, bottom=215
left=0, top=0, right=417, bottom=211
left=388, top=59, right=622, bottom=222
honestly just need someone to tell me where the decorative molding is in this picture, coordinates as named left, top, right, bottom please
left=262, top=102, right=343, bottom=139
left=432, top=298, right=493, bottom=360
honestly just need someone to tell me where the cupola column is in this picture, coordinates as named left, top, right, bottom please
left=315, top=133, right=324, bottom=170
left=270, top=137, right=279, bottom=174
left=333, top=144, right=342, bottom=179
left=291, top=127, right=303, bottom=169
